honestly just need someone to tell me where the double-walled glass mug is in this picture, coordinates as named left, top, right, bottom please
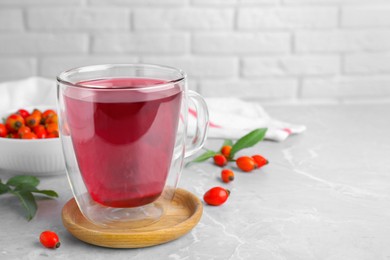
left=57, top=64, right=208, bottom=227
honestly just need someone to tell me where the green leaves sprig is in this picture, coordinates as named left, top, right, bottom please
left=0, top=175, right=58, bottom=221
left=186, top=128, right=267, bottom=166
left=229, top=128, right=267, bottom=159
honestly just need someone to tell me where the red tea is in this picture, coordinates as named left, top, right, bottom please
left=64, top=78, right=182, bottom=207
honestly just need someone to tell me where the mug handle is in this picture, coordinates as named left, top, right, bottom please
left=185, top=90, right=209, bottom=158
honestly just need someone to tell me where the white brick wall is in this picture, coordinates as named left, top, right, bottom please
left=0, top=9, right=24, bottom=31
left=342, top=7, right=390, bottom=28
left=134, top=8, right=234, bottom=30
left=295, top=30, right=390, bottom=53
left=27, top=8, right=131, bottom=30
left=89, top=0, right=188, bottom=5
left=238, top=7, right=338, bottom=29
left=141, top=56, right=238, bottom=78
left=192, top=0, right=278, bottom=4
left=92, top=33, right=190, bottom=54
left=200, top=79, right=298, bottom=100
left=242, top=55, right=340, bottom=76
left=0, top=0, right=390, bottom=104
left=0, top=0, right=83, bottom=5
left=344, top=53, right=390, bottom=74
left=40, top=56, right=139, bottom=78
left=193, top=32, right=290, bottom=54
left=0, top=58, right=36, bottom=80
left=0, top=33, right=88, bottom=54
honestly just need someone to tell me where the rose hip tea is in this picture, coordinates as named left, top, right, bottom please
left=64, top=78, right=182, bottom=208
left=58, top=64, right=208, bottom=226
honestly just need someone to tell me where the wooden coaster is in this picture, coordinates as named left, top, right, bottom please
left=62, top=188, right=203, bottom=248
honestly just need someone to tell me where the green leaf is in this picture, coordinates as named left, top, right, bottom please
left=230, top=128, right=268, bottom=159
left=33, top=190, right=58, bottom=198
left=11, top=191, right=37, bottom=221
left=1, top=175, right=58, bottom=221
left=14, top=183, right=58, bottom=198
left=186, top=150, right=217, bottom=167
left=0, top=183, right=10, bottom=195
left=222, top=139, right=234, bottom=147
left=14, top=183, right=39, bottom=192
left=6, top=175, right=40, bottom=187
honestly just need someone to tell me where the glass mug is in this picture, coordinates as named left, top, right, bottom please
left=57, top=64, right=208, bottom=227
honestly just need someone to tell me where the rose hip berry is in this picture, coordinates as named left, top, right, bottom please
left=0, top=123, right=7, bottom=137
left=17, top=126, right=31, bottom=138
left=45, top=123, right=59, bottom=136
left=45, top=114, right=58, bottom=125
left=252, top=154, right=268, bottom=168
left=5, top=114, right=25, bottom=132
left=22, top=132, right=37, bottom=139
left=203, top=187, right=230, bottom=206
left=31, top=109, right=42, bottom=125
left=220, top=145, right=232, bottom=159
left=33, top=125, right=47, bottom=139
left=213, top=154, right=227, bottom=167
left=39, top=230, right=61, bottom=249
left=46, top=132, right=58, bottom=138
left=17, top=109, right=30, bottom=119
left=236, top=156, right=256, bottom=172
left=25, top=114, right=41, bottom=128
left=221, top=169, right=235, bottom=183
left=31, top=109, right=42, bottom=117
left=42, top=109, right=56, bottom=120
left=7, top=132, right=19, bottom=139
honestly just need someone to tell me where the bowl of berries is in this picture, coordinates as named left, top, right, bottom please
left=0, top=106, right=65, bottom=175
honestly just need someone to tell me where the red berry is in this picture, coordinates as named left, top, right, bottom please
left=221, top=169, right=235, bottom=183
left=236, top=156, right=256, bottom=172
left=22, top=132, right=37, bottom=139
left=25, top=114, right=40, bottom=128
left=46, top=132, right=58, bottom=138
left=213, top=154, right=227, bottom=167
left=46, top=123, right=59, bottom=136
left=31, top=109, right=42, bottom=117
left=39, top=230, right=61, bottom=249
left=17, top=109, right=30, bottom=119
left=45, top=114, right=58, bottom=125
left=252, top=155, right=268, bottom=168
left=0, top=123, right=7, bottom=138
left=6, top=132, right=19, bottom=138
left=42, top=109, right=56, bottom=119
left=203, top=187, right=230, bottom=206
left=5, top=114, right=25, bottom=132
left=220, top=145, right=232, bottom=159
left=18, top=126, right=31, bottom=138
left=33, top=125, right=47, bottom=139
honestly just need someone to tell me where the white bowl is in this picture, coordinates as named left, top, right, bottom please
left=0, top=106, right=65, bottom=176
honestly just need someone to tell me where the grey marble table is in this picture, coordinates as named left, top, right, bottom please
left=1, top=104, right=390, bottom=260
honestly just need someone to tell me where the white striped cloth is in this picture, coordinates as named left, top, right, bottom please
left=188, top=98, right=306, bottom=142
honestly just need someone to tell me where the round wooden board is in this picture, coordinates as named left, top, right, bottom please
left=62, top=188, right=203, bottom=248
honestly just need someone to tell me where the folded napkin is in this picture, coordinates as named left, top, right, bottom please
left=188, top=98, right=306, bottom=142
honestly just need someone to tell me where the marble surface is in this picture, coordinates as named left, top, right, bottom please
left=1, top=104, right=390, bottom=260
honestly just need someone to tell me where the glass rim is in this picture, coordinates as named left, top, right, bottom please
left=56, top=63, right=187, bottom=90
